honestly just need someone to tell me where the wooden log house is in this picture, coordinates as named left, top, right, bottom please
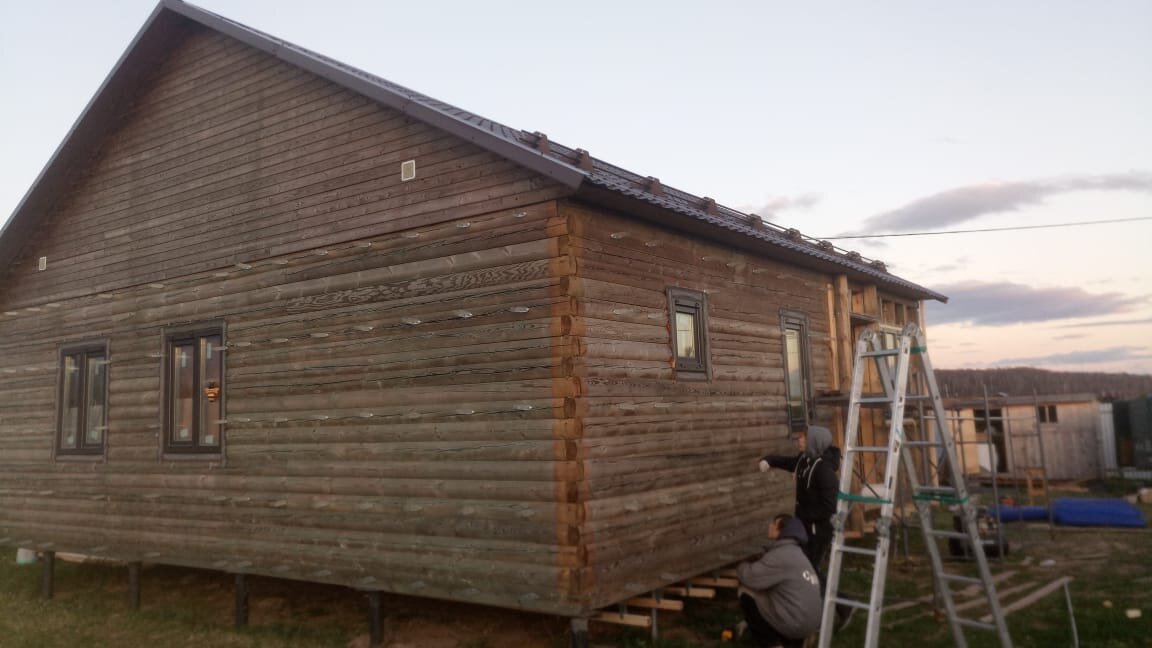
left=0, top=0, right=946, bottom=629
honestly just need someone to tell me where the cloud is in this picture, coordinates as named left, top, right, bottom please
left=997, top=346, right=1152, bottom=367
left=746, top=193, right=822, bottom=218
left=926, top=281, right=1147, bottom=326
left=1052, top=333, right=1087, bottom=340
left=1056, top=316, right=1152, bottom=328
left=859, top=171, right=1152, bottom=233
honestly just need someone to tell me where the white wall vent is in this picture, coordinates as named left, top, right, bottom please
left=38, top=256, right=47, bottom=271
left=401, top=159, right=416, bottom=182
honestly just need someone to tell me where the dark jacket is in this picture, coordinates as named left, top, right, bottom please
left=763, top=426, right=841, bottom=524
left=736, top=517, right=823, bottom=639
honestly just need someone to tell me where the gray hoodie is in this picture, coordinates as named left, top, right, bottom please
left=736, top=517, right=823, bottom=639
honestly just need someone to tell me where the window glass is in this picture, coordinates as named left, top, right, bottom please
left=60, top=355, right=80, bottom=450
left=171, top=343, right=195, bottom=443
left=675, top=311, right=697, bottom=359
left=781, top=313, right=810, bottom=431
left=200, top=335, right=222, bottom=447
left=85, top=355, right=106, bottom=445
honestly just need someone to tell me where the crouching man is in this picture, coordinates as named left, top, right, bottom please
left=736, top=514, right=822, bottom=647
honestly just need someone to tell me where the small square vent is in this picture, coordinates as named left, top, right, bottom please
left=401, top=159, right=416, bottom=182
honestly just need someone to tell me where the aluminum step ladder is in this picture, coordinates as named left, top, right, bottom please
left=817, top=324, right=1012, bottom=647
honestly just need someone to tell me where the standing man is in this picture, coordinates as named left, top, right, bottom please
left=759, top=424, right=841, bottom=581
left=736, top=514, right=823, bottom=647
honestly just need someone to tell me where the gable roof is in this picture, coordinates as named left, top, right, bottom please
left=0, top=0, right=946, bottom=303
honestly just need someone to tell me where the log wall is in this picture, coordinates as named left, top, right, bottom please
left=557, top=201, right=835, bottom=610
left=0, top=25, right=581, bottom=615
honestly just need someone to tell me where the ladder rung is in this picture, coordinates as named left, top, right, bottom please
left=832, top=596, right=872, bottom=611
left=954, top=617, right=998, bottom=631
left=848, top=445, right=891, bottom=453
left=861, top=349, right=900, bottom=358
left=904, top=441, right=943, bottom=448
left=913, top=493, right=968, bottom=504
left=837, top=545, right=880, bottom=558
left=856, top=396, right=895, bottom=404
left=925, top=529, right=968, bottom=541
left=838, top=492, right=892, bottom=505
left=939, top=573, right=983, bottom=585
left=916, top=486, right=958, bottom=494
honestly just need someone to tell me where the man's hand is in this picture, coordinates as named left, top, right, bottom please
left=758, top=459, right=770, bottom=473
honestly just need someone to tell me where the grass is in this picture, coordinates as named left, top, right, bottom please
left=594, top=488, right=1152, bottom=647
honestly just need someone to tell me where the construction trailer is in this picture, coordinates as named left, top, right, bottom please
left=0, top=0, right=945, bottom=632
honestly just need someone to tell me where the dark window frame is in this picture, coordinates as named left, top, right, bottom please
left=667, top=287, right=710, bottom=376
left=161, top=323, right=226, bottom=456
left=1037, top=405, right=1058, bottom=424
left=780, top=310, right=813, bottom=433
left=56, top=341, right=109, bottom=457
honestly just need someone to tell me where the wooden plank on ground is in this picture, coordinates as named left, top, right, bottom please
left=689, top=576, right=739, bottom=589
left=663, top=586, right=716, bottom=599
left=591, top=611, right=652, bottom=628
left=627, top=597, right=684, bottom=611
left=980, top=577, right=1072, bottom=622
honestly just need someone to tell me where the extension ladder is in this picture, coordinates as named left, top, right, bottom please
left=817, top=324, right=1012, bottom=647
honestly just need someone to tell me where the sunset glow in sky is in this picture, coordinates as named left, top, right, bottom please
left=3, top=1, right=1150, bottom=372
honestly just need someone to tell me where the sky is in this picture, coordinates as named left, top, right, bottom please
left=1, top=1, right=1150, bottom=373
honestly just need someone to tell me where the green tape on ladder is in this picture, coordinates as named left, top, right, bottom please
left=911, top=493, right=969, bottom=505
left=838, top=491, right=892, bottom=505
left=911, top=345, right=927, bottom=354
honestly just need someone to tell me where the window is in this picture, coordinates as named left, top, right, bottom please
left=781, top=311, right=811, bottom=432
left=667, top=288, right=709, bottom=374
left=1037, top=405, right=1058, bottom=424
left=164, top=326, right=224, bottom=454
left=57, top=344, right=108, bottom=455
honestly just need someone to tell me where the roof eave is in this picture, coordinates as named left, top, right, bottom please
left=573, top=183, right=948, bottom=304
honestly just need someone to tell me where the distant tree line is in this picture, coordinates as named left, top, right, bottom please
left=934, top=367, right=1152, bottom=401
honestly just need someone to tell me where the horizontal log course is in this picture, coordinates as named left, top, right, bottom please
left=0, top=493, right=575, bottom=542
left=225, top=439, right=562, bottom=463
left=0, top=202, right=560, bottom=335
left=580, top=411, right=779, bottom=439
left=220, top=384, right=571, bottom=417
left=0, top=469, right=567, bottom=503
left=0, top=456, right=583, bottom=481
left=0, top=504, right=572, bottom=552
left=0, top=523, right=580, bottom=614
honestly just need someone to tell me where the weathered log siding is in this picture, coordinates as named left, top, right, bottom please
left=1, top=26, right=563, bottom=308
left=0, top=25, right=584, bottom=614
left=0, top=203, right=583, bottom=612
left=557, top=201, right=834, bottom=610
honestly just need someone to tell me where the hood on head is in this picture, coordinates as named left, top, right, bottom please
left=806, top=426, right=833, bottom=457
left=778, top=516, right=809, bottom=545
